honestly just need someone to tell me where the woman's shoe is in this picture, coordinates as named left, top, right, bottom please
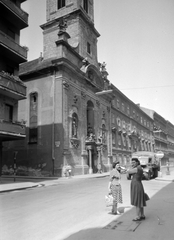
left=132, top=217, right=141, bottom=221
left=141, top=216, right=146, bottom=220
left=111, top=212, right=117, bottom=215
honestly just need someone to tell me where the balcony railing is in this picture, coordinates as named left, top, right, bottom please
left=0, top=71, right=26, bottom=100
left=0, top=119, right=26, bottom=140
left=0, top=30, right=27, bottom=60
left=1, top=0, right=28, bottom=26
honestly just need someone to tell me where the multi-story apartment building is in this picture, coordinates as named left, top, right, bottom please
left=140, top=107, right=174, bottom=165
left=166, top=121, right=174, bottom=163
left=0, top=0, right=28, bottom=176
left=2, top=0, right=172, bottom=177
left=110, top=96, right=154, bottom=167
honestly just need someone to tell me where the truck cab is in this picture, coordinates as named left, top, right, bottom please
left=127, top=151, right=160, bottom=180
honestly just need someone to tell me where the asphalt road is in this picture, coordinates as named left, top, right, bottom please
left=0, top=174, right=170, bottom=240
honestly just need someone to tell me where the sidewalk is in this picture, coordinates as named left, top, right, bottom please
left=0, top=166, right=174, bottom=193
left=0, top=172, right=110, bottom=193
left=64, top=167, right=174, bottom=240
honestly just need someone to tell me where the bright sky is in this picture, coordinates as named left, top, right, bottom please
left=21, top=0, right=174, bottom=124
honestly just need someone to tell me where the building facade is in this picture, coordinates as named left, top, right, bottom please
left=110, top=97, right=154, bottom=167
left=2, top=0, right=173, bottom=177
left=0, top=0, right=28, bottom=176
left=166, top=121, right=174, bottom=163
left=141, top=107, right=174, bottom=165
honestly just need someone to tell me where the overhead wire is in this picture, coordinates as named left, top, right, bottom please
left=120, top=84, right=174, bottom=91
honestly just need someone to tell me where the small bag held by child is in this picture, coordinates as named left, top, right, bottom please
left=105, top=194, right=113, bottom=207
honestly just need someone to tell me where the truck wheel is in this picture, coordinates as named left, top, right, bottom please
left=153, top=169, right=158, bottom=178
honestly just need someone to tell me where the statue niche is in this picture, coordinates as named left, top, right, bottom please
left=72, top=112, right=78, bottom=138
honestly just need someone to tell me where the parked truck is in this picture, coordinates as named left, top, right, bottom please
left=127, top=151, right=160, bottom=180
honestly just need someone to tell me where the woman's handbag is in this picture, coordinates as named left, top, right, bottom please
left=144, top=192, right=150, bottom=201
left=105, top=194, right=113, bottom=207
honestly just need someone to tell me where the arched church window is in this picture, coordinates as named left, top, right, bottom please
left=87, top=101, right=94, bottom=136
left=72, top=113, right=78, bottom=138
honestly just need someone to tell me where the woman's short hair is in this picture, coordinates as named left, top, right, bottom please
left=131, top=158, right=140, bottom=165
left=112, top=161, right=120, bottom=168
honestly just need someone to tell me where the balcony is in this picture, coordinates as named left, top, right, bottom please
left=0, top=0, right=28, bottom=29
left=0, top=71, right=26, bottom=100
left=0, top=31, right=27, bottom=63
left=0, top=120, right=26, bottom=141
left=154, top=135, right=168, bottom=144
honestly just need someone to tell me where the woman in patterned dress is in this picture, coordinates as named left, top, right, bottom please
left=108, top=161, right=123, bottom=215
left=127, top=158, right=146, bottom=221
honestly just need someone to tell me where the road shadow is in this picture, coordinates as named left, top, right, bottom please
left=63, top=182, right=174, bottom=240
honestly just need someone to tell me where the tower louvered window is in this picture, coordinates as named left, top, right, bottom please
left=83, top=0, right=88, bottom=13
left=58, top=0, right=65, bottom=9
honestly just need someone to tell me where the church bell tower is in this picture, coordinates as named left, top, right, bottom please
left=41, top=0, right=100, bottom=67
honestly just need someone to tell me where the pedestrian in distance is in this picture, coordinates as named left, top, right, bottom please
left=108, top=161, right=123, bottom=215
left=127, top=158, right=146, bottom=221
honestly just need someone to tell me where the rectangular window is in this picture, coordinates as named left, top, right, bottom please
left=122, top=103, right=125, bottom=112
left=4, top=104, right=13, bottom=122
left=7, top=28, right=15, bottom=40
left=112, top=113, right=115, bottom=124
left=112, top=131, right=116, bottom=146
left=6, top=65, right=14, bottom=75
left=87, top=42, right=91, bottom=54
left=117, top=99, right=120, bottom=109
left=144, top=119, right=146, bottom=126
left=29, top=128, right=38, bottom=143
left=141, top=116, right=143, bottom=124
left=133, top=110, right=135, bottom=118
left=29, top=93, right=38, bottom=143
left=127, top=106, right=130, bottom=115
left=118, top=134, right=122, bottom=146
left=58, top=0, right=65, bottom=9
left=83, top=0, right=88, bottom=13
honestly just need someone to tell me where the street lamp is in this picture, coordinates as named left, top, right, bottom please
left=95, top=89, right=113, bottom=96
left=95, top=89, right=114, bottom=171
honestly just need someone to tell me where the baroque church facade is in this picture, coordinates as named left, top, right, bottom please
left=2, top=0, right=162, bottom=177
